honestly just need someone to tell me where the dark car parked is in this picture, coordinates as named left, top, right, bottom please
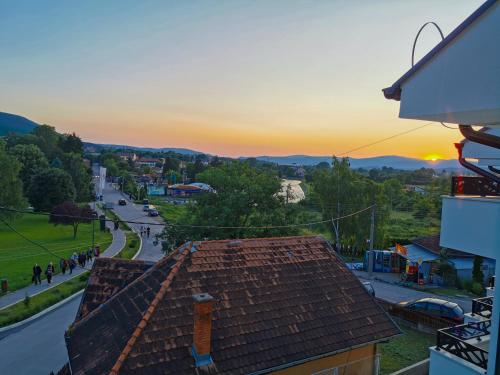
left=118, top=199, right=127, bottom=206
left=399, top=297, right=464, bottom=323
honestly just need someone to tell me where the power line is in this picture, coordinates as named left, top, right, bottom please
left=0, top=204, right=374, bottom=230
left=336, top=122, right=432, bottom=157
left=0, top=217, right=93, bottom=271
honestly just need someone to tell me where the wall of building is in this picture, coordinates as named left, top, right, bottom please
left=270, top=344, right=376, bottom=375
left=429, top=347, right=483, bottom=375
left=399, top=2, right=500, bottom=125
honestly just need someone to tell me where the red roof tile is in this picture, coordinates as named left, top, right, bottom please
left=65, top=236, right=400, bottom=374
left=75, top=258, right=153, bottom=322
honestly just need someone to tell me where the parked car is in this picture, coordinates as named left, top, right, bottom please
left=399, top=297, right=464, bottom=323
left=143, top=204, right=150, bottom=212
left=362, top=281, right=375, bottom=297
left=148, top=209, right=159, bottom=217
left=118, top=199, right=127, bottom=206
left=142, top=199, right=149, bottom=205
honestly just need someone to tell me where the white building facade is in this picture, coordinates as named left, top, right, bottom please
left=384, top=1, right=500, bottom=374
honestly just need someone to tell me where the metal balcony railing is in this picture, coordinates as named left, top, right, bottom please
left=436, top=320, right=491, bottom=370
left=472, top=297, right=493, bottom=318
left=451, top=176, right=500, bottom=197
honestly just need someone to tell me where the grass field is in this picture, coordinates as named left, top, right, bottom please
left=116, top=230, right=140, bottom=260
left=379, top=323, right=435, bottom=374
left=0, top=214, right=112, bottom=292
left=148, top=198, right=188, bottom=222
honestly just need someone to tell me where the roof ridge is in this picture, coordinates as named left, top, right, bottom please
left=68, top=245, right=182, bottom=332
left=196, top=235, right=323, bottom=244
left=109, top=243, right=193, bottom=375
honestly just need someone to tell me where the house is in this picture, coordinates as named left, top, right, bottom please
left=116, top=152, right=137, bottom=162
left=59, top=236, right=400, bottom=374
left=167, top=183, right=204, bottom=198
left=388, top=235, right=496, bottom=285
left=383, top=1, right=500, bottom=374
left=136, top=157, right=163, bottom=168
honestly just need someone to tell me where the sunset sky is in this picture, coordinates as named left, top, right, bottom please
left=0, top=0, right=483, bottom=159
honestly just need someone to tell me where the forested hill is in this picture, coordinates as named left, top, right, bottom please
left=0, top=112, right=38, bottom=136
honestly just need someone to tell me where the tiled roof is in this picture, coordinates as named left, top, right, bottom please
left=412, top=235, right=473, bottom=258
left=75, top=258, right=154, bottom=322
left=66, top=236, right=400, bottom=374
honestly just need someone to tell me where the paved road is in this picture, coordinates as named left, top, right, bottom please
left=101, top=184, right=164, bottom=262
left=355, top=272, right=472, bottom=312
left=0, top=211, right=125, bottom=310
left=0, top=296, right=81, bottom=375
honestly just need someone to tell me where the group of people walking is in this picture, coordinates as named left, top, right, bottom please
left=140, top=226, right=151, bottom=238
left=32, top=246, right=101, bottom=285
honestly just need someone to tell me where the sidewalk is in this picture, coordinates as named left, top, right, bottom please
left=0, top=208, right=126, bottom=310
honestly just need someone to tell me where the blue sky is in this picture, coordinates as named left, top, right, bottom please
left=0, top=0, right=484, bottom=158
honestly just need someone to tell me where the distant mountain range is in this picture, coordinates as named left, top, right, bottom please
left=1, top=111, right=461, bottom=170
left=253, top=155, right=461, bottom=170
left=83, top=142, right=203, bottom=156
left=0, top=112, right=38, bottom=136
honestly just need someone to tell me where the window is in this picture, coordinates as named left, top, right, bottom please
left=426, top=302, right=442, bottom=316
left=410, top=301, right=427, bottom=311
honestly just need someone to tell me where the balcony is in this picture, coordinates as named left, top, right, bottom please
left=451, top=176, right=500, bottom=197
left=471, top=297, right=494, bottom=319
left=430, top=320, right=491, bottom=375
left=440, top=194, right=500, bottom=259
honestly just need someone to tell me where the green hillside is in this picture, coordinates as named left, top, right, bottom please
left=0, top=112, right=38, bottom=136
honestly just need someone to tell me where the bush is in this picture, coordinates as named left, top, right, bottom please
left=129, top=239, right=137, bottom=248
left=463, top=280, right=473, bottom=292
left=471, top=282, right=484, bottom=296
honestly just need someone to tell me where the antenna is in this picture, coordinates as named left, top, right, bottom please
left=411, top=22, right=445, bottom=67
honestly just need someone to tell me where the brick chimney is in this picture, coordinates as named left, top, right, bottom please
left=192, top=293, right=214, bottom=367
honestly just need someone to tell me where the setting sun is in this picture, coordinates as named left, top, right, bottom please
left=424, top=154, right=442, bottom=162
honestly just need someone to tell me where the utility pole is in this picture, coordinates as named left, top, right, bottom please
left=368, top=204, right=375, bottom=277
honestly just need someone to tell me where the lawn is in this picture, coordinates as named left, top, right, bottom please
left=379, top=323, right=435, bottom=374
left=149, top=197, right=188, bottom=222
left=0, top=214, right=112, bottom=292
left=116, top=230, right=140, bottom=260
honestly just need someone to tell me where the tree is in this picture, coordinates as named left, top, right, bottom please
left=162, top=157, right=180, bottom=174
left=472, top=256, right=484, bottom=285
left=62, top=153, right=93, bottom=202
left=49, top=202, right=94, bottom=239
left=9, top=144, right=49, bottom=194
left=32, top=125, right=61, bottom=160
left=28, top=168, right=76, bottom=211
left=312, top=157, right=388, bottom=249
left=58, top=133, right=83, bottom=154
left=161, top=162, right=300, bottom=250
left=0, top=140, right=26, bottom=219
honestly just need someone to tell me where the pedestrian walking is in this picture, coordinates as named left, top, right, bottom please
left=32, top=263, right=42, bottom=285
left=69, top=258, right=75, bottom=274
left=146, top=226, right=151, bottom=238
left=45, top=262, right=55, bottom=284
left=60, top=258, right=67, bottom=275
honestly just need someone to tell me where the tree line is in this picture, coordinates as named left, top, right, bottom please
left=0, top=126, right=93, bottom=237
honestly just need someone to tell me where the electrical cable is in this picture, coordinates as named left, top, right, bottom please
left=440, top=122, right=459, bottom=130
left=336, top=123, right=432, bottom=157
left=0, top=217, right=93, bottom=271
left=0, top=204, right=374, bottom=230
